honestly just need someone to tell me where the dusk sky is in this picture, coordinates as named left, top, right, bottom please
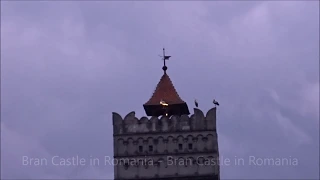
left=1, top=1, right=319, bottom=179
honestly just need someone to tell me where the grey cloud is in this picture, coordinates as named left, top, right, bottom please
left=1, top=1, right=319, bottom=179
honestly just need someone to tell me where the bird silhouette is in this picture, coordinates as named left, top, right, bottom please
left=194, top=99, right=198, bottom=108
left=213, top=99, right=219, bottom=107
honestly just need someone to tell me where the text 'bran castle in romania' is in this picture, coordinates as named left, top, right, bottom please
left=112, top=49, right=220, bottom=180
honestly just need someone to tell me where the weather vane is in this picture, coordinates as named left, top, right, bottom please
left=159, top=48, right=171, bottom=72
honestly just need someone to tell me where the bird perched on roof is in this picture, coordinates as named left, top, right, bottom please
left=194, top=99, right=198, bottom=108
left=213, top=99, right=219, bottom=107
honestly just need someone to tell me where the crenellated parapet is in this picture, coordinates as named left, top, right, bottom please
left=112, top=108, right=217, bottom=135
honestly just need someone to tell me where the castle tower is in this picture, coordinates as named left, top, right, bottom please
left=112, top=49, right=220, bottom=180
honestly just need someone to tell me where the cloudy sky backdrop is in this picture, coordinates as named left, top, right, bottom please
left=1, top=1, right=319, bottom=179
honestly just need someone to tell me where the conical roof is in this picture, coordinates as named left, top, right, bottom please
left=143, top=72, right=189, bottom=117
left=144, top=73, right=185, bottom=105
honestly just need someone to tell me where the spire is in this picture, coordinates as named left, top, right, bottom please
left=143, top=49, right=190, bottom=117
left=161, top=48, right=171, bottom=73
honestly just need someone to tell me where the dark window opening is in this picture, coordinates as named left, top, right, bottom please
left=153, top=139, right=158, bottom=144
left=124, top=162, right=129, bottom=170
left=149, top=145, right=153, bottom=152
left=178, top=144, right=183, bottom=150
left=139, top=146, right=143, bottom=152
left=188, top=143, right=193, bottom=150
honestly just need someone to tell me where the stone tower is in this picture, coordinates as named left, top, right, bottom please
left=112, top=49, right=220, bottom=180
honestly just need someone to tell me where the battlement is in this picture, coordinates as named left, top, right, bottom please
left=113, top=108, right=217, bottom=135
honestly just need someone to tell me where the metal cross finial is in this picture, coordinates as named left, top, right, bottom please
left=161, top=48, right=171, bottom=72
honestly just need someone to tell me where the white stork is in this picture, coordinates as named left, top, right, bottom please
left=213, top=99, right=220, bottom=107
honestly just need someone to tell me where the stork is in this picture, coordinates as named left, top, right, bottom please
left=213, top=99, right=219, bottom=107
left=194, top=99, right=198, bottom=108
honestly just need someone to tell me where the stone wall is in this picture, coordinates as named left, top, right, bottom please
left=113, top=108, right=219, bottom=180
left=113, top=154, right=219, bottom=179
left=114, top=132, right=218, bottom=156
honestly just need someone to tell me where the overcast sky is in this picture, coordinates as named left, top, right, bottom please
left=1, top=1, right=319, bottom=179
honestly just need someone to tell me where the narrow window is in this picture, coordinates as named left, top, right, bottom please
left=178, top=144, right=183, bottom=150
left=188, top=143, right=193, bottom=150
left=124, top=162, right=129, bottom=170
left=149, top=145, right=153, bottom=152
left=139, top=146, right=143, bottom=152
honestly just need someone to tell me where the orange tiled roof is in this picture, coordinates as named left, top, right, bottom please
left=144, top=73, right=185, bottom=105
